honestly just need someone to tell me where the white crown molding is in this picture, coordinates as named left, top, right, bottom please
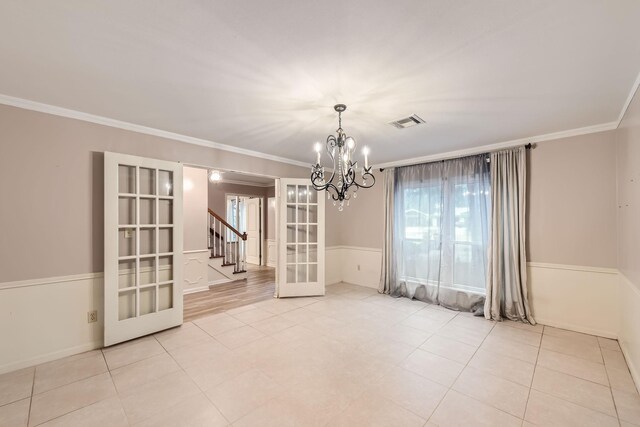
left=0, top=93, right=310, bottom=168
left=374, top=121, right=618, bottom=169
left=218, top=179, right=275, bottom=188
left=616, top=69, right=640, bottom=127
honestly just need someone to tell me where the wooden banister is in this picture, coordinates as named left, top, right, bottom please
left=208, top=209, right=247, bottom=240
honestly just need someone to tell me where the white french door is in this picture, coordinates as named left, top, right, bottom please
left=245, top=197, right=261, bottom=265
left=104, top=152, right=183, bottom=347
left=276, top=179, right=325, bottom=297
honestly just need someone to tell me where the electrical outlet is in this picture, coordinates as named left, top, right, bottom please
left=87, top=310, right=98, bottom=323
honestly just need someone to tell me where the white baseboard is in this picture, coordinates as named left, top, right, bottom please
left=208, top=279, right=231, bottom=287
left=0, top=341, right=103, bottom=376
left=325, top=246, right=382, bottom=289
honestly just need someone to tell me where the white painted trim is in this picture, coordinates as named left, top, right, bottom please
left=526, top=262, right=618, bottom=275
left=616, top=69, right=640, bottom=127
left=620, top=340, right=640, bottom=393
left=0, top=341, right=103, bottom=376
left=533, top=317, right=618, bottom=340
left=184, top=249, right=209, bottom=254
left=220, top=179, right=275, bottom=188
left=183, top=285, right=211, bottom=294
left=375, top=121, right=618, bottom=169
left=0, top=93, right=309, bottom=168
left=208, top=279, right=232, bottom=287
left=0, top=272, right=103, bottom=290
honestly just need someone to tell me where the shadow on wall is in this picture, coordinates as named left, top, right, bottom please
left=91, top=151, right=105, bottom=273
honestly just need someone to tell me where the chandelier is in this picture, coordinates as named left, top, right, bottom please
left=310, top=104, right=375, bottom=210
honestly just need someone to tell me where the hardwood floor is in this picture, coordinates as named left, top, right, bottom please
left=183, top=264, right=275, bottom=322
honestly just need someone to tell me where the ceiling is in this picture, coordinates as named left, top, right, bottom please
left=1, top=1, right=639, bottom=165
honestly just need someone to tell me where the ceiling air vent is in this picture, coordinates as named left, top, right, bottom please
left=388, top=114, right=425, bottom=129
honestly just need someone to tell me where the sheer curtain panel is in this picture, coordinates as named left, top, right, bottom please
left=392, top=154, right=490, bottom=312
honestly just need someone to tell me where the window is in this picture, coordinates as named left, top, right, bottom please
left=395, top=155, right=490, bottom=302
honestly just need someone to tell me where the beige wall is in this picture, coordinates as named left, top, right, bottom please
left=528, top=131, right=618, bottom=267
left=0, top=104, right=307, bottom=283
left=616, top=91, right=640, bottom=286
left=333, top=134, right=618, bottom=270
left=183, top=167, right=208, bottom=252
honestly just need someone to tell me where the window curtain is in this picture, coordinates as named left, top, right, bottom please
left=390, top=154, right=490, bottom=312
left=379, top=168, right=395, bottom=294
left=485, top=147, right=535, bottom=324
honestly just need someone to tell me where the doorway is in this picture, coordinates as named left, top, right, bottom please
left=225, top=195, right=263, bottom=266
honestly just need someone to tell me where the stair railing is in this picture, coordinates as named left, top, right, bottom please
left=208, top=209, right=247, bottom=273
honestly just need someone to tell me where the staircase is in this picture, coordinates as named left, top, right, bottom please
left=208, top=209, right=248, bottom=283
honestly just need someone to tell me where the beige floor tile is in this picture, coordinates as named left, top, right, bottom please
left=167, top=338, right=230, bottom=368
left=401, top=349, right=465, bottom=387
left=607, top=365, right=639, bottom=393
left=279, top=307, right=322, bottom=324
left=358, top=337, right=418, bottom=364
left=214, top=325, right=266, bottom=349
left=489, top=324, right=542, bottom=347
left=468, top=348, right=535, bottom=386
left=531, top=366, right=616, bottom=417
left=500, top=319, right=543, bottom=334
left=612, top=388, right=640, bottom=424
left=205, top=369, right=282, bottom=422
left=544, top=326, right=599, bottom=346
left=29, top=372, right=116, bottom=426
left=524, top=389, right=618, bottom=427
left=254, top=298, right=301, bottom=314
left=327, top=393, right=425, bottom=427
left=251, top=315, right=296, bottom=335
left=194, top=313, right=246, bottom=336
left=225, top=304, right=258, bottom=314
left=154, top=323, right=212, bottom=351
left=110, top=352, right=180, bottom=393
left=602, top=348, right=630, bottom=370
left=301, top=315, right=346, bottom=336
left=102, top=336, right=165, bottom=370
left=119, top=370, right=201, bottom=425
left=134, top=393, right=228, bottom=427
left=369, top=367, right=448, bottom=420
left=232, top=397, right=321, bottom=427
left=420, top=335, right=478, bottom=364
left=453, top=367, right=529, bottom=418
left=230, top=308, right=275, bottom=324
left=448, top=314, right=496, bottom=334
left=269, top=324, right=317, bottom=345
left=377, top=323, right=433, bottom=347
left=0, top=367, right=34, bottom=406
left=34, top=351, right=107, bottom=394
left=541, top=334, right=603, bottom=364
left=621, top=422, right=640, bottom=427
left=435, top=323, right=490, bottom=347
left=429, top=389, right=522, bottom=427
left=400, top=314, right=448, bottom=333
left=598, top=337, right=622, bottom=352
left=536, top=349, right=609, bottom=386
left=479, top=335, right=539, bottom=364
left=182, top=351, right=254, bottom=391
left=0, top=398, right=30, bottom=427
left=38, top=397, right=127, bottom=427
left=330, top=324, right=381, bottom=347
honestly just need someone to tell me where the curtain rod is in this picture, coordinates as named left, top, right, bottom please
left=379, top=143, right=534, bottom=172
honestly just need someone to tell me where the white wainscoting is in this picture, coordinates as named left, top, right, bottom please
left=0, top=273, right=104, bottom=375
left=183, top=249, right=210, bottom=294
left=527, top=262, right=619, bottom=338
left=619, top=272, right=640, bottom=390
left=325, top=246, right=382, bottom=289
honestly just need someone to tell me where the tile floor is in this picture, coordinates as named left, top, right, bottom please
left=1, top=283, right=639, bottom=426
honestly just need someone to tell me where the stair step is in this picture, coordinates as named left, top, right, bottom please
left=221, top=262, right=235, bottom=267
left=209, top=255, right=225, bottom=259
left=233, top=270, right=247, bottom=274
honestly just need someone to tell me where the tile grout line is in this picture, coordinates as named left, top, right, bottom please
left=26, top=367, right=35, bottom=427
left=521, top=323, right=545, bottom=425
left=150, top=328, right=233, bottom=426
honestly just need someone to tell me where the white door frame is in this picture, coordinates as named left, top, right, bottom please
left=104, top=152, right=183, bottom=347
